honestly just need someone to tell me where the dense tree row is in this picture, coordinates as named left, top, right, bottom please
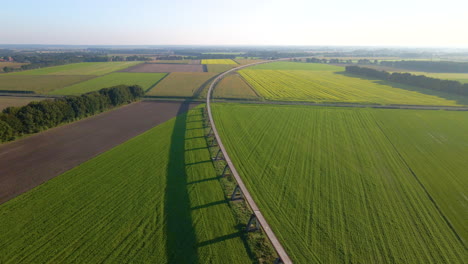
left=0, top=85, right=144, bottom=142
left=380, top=60, right=468, bottom=73
left=346, top=66, right=468, bottom=96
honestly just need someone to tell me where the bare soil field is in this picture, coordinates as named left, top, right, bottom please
left=121, top=63, right=205, bottom=73
left=0, top=101, right=199, bottom=204
left=0, top=96, right=46, bottom=110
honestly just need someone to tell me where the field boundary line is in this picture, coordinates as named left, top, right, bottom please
left=211, top=99, right=468, bottom=111
left=206, top=58, right=294, bottom=263
left=374, top=120, right=467, bottom=248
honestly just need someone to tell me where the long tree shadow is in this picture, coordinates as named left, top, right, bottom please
left=335, top=71, right=468, bottom=105
left=164, top=100, right=198, bottom=263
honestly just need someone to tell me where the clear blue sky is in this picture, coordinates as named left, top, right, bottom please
left=1, top=0, right=467, bottom=46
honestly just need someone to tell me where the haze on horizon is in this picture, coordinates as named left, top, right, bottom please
left=2, top=0, right=467, bottom=47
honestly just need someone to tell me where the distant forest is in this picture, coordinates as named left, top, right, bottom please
left=346, top=66, right=468, bottom=96
left=380, top=61, right=468, bottom=73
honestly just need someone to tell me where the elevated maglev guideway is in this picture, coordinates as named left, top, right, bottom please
left=205, top=58, right=293, bottom=264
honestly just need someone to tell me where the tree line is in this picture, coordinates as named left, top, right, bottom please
left=380, top=60, right=468, bottom=73
left=345, top=66, right=468, bottom=96
left=0, top=85, right=144, bottom=142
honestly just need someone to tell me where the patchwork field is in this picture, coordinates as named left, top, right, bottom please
left=207, top=64, right=237, bottom=73
left=248, top=61, right=344, bottom=71
left=147, top=72, right=216, bottom=97
left=234, top=59, right=266, bottom=65
left=49, top=72, right=167, bottom=95
left=214, top=74, right=259, bottom=99
left=0, top=105, right=252, bottom=263
left=149, top=60, right=192, bottom=64
left=201, top=59, right=237, bottom=65
left=213, top=103, right=467, bottom=263
left=240, top=65, right=464, bottom=105
left=0, top=96, right=45, bottom=110
left=0, top=75, right=96, bottom=93
left=121, top=63, right=205, bottom=73
left=10, top=62, right=141, bottom=76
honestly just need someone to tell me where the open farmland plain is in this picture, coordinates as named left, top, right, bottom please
left=234, top=59, right=266, bottom=65
left=239, top=62, right=465, bottom=105
left=10, top=62, right=141, bottom=76
left=214, top=74, right=259, bottom=99
left=0, top=101, right=199, bottom=203
left=49, top=72, right=167, bottom=95
left=0, top=75, right=96, bottom=93
left=207, top=64, right=237, bottom=73
left=212, top=103, right=467, bottom=263
left=202, top=59, right=237, bottom=65
left=121, top=63, right=205, bottom=73
left=0, top=105, right=252, bottom=263
left=146, top=72, right=216, bottom=97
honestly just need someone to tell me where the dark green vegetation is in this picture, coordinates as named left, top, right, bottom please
left=0, top=96, right=45, bottom=111
left=0, top=106, right=252, bottom=263
left=0, top=75, right=96, bottom=93
left=213, top=103, right=467, bottom=263
left=0, top=85, right=144, bottom=142
left=346, top=66, right=468, bottom=96
left=380, top=60, right=468, bottom=73
left=49, top=72, right=167, bottom=95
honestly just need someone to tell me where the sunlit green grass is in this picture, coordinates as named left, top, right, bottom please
left=0, top=106, right=252, bottom=263
left=10, top=62, right=141, bottom=76
left=213, top=103, right=467, bottom=263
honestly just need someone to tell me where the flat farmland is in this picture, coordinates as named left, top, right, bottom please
left=234, top=59, right=266, bottom=65
left=121, top=63, right=204, bottom=73
left=248, top=61, right=344, bottom=71
left=0, top=96, right=45, bottom=110
left=49, top=72, right=167, bottom=95
left=213, top=103, right=467, bottom=263
left=207, top=64, right=237, bottom=73
left=149, top=60, right=191, bottom=64
left=147, top=72, right=216, bottom=97
left=10, top=62, right=141, bottom=75
left=214, top=74, right=259, bottom=99
left=0, top=101, right=199, bottom=204
left=239, top=68, right=463, bottom=105
left=201, top=59, right=237, bottom=65
left=0, top=75, right=96, bottom=93
left=0, top=105, right=252, bottom=263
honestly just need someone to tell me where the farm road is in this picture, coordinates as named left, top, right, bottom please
left=0, top=101, right=199, bottom=204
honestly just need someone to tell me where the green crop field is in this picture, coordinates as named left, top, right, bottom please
left=207, top=64, right=237, bottom=73
left=213, top=103, right=467, bottom=263
left=0, top=106, right=252, bottom=263
left=49, top=72, right=167, bottom=95
left=214, top=74, right=259, bottom=99
left=0, top=75, right=96, bottom=93
left=10, top=62, right=141, bottom=76
left=248, top=61, right=344, bottom=71
left=146, top=72, right=216, bottom=97
left=201, top=59, right=237, bottom=65
left=239, top=68, right=464, bottom=105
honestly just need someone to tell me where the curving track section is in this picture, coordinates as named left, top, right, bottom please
left=205, top=59, right=293, bottom=264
